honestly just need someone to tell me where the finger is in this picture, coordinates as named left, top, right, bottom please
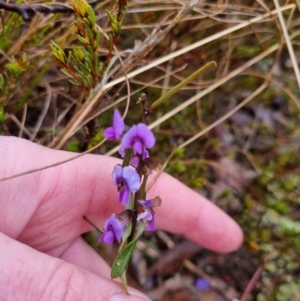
left=0, top=137, right=242, bottom=253
left=0, top=136, right=121, bottom=251
left=0, top=233, right=150, bottom=301
left=51, top=236, right=111, bottom=278
left=148, top=172, right=243, bottom=252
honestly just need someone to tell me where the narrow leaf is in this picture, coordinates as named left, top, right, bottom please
left=111, top=224, right=144, bottom=279
left=150, top=61, right=216, bottom=110
left=111, top=239, right=137, bottom=279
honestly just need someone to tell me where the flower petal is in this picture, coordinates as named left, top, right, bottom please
left=112, top=220, right=124, bottom=243
left=123, top=167, right=141, bottom=193
left=137, top=209, right=152, bottom=221
left=119, top=186, right=130, bottom=205
left=133, top=140, right=143, bottom=155
left=99, top=214, right=125, bottom=244
left=99, top=231, right=115, bottom=244
left=121, top=125, right=137, bottom=152
left=139, top=200, right=153, bottom=207
left=143, top=149, right=149, bottom=159
left=103, top=127, right=116, bottom=140
left=130, top=156, right=139, bottom=168
left=146, top=212, right=156, bottom=231
left=103, top=214, right=115, bottom=231
left=136, top=123, right=155, bottom=149
left=195, top=278, right=210, bottom=291
left=113, top=110, right=125, bottom=138
left=112, top=165, right=123, bottom=185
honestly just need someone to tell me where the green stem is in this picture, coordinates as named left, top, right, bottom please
left=122, top=148, right=132, bottom=167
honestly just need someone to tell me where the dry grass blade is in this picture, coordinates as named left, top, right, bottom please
left=49, top=3, right=295, bottom=150
left=177, top=82, right=268, bottom=150
left=273, top=0, right=300, bottom=89
left=0, top=138, right=107, bottom=182
left=106, top=42, right=281, bottom=156
left=111, top=0, right=201, bottom=77
left=48, top=0, right=200, bottom=149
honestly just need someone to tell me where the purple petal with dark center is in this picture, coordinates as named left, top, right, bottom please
left=112, top=165, right=123, bottom=185
left=103, top=214, right=116, bottom=231
left=99, top=214, right=125, bottom=244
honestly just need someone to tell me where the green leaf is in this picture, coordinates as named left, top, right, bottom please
left=60, top=68, right=74, bottom=79
left=69, top=79, right=81, bottom=86
left=263, top=209, right=300, bottom=235
left=106, top=10, right=117, bottom=24
left=85, top=23, right=94, bottom=41
left=5, top=60, right=20, bottom=76
left=111, top=224, right=144, bottom=279
left=97, top=62, right=103, bottom=74
left=87, top=5, right=96, bottom=25
left=95, top=31, right=102, bottom=48
left=119, top=221, right=133, bottom=250
left=77, top=35, right=89, bottom=45
left=50, top=41, right=66, bottom=63
left=111, top=239, right=137, bottom=279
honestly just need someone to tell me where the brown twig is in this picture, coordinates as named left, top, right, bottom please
left=0, top=1, right=101, bottom=22
left=240, top=251, right=275, bottom=301
left=83, top=215, right=103, bottom=233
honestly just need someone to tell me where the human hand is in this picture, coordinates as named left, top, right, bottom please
left=0, top=137, right=243, bottom=301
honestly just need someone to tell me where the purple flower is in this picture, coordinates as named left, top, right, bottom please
left=130, top=150, right=149, bottom=168
left=195, top=278, right=210, bottom=291
left=130, top=156, right=139, bottom=168
left=112, top=165, right=141, bottom=205
left=146, top=212, right=156, bottom=231
left=139, top=200, right=153, bottom=207
left=119, top=123, right=155, bottom=158
left=137, top=200, right=156, bottom=231
left=104, top=110, right=125, bottom=141
left=99, top=214, right=125, bottom=244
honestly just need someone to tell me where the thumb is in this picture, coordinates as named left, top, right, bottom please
left=0, top=233, right=150, bottom=301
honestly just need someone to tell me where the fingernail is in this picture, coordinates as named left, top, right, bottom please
left=108, top=292, right=151, bottom=301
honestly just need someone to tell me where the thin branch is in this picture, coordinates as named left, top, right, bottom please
left=0, top=1, right=101, bottom=22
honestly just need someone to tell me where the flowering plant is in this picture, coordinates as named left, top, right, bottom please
left=98, top=103, right=161, bottom=292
